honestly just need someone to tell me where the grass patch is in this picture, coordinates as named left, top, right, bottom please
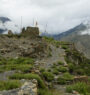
left=58, top=61, right=64, bottom=65
left=38, top=89, right=61, bottom=95
left=66, top=82, right=90, bottom=95
left=0, top=80, right=21, bottom=91
left=9, top=73, right=46, bottom=89
left=58, top=66, right=68, bottom=72
left=57, top=73, right=74, bottom=85
left=42, top=72, right=54, bottom=82
left=0, top=64, right=33, bottom=73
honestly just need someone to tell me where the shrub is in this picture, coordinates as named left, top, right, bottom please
left=10, top=73, right=46, bottom=89
left=58, top=66, right=68, bottom=72
left=0, top=64, right=33, bottom=73
left=66, top=82, right=90, bottom=95
left=76, top=69, right=85, bottom=75
left=47, top=69, right=52, bottom=72
left=63, top=72, right=74, bottom=81
left=38, top=89, right=53, bottom=95
left=38, top=89, right=61, bottom=95
left=40, top=68, right=45, bottom=73
left=58, top=61, right=64, bottom=65
left=61, top=45, right=68, bottom=49
left=57, top=77, right=66, bottom=85
left=57, top=73, right=74, bottom=85
left=7, top=57, right=34, bottom=65
left=53, top=69, right=59, bottom=75
left=42, top=72, right=54, bottom=82
left=0, top=80, right=21, bottom=91
left=68, top=63, right=75, bottom=73
left=48, top=52, right=52, bottom=57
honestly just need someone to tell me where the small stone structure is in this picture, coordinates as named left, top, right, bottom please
left=21, top=27, right=39, bottom=37
left=8, top=30, right=13, bottom=35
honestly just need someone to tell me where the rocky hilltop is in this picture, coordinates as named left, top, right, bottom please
left=0, top=27, right=90, bottom=95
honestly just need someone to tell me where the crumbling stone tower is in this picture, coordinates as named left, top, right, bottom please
left=21, top=27, right=39, bottom=37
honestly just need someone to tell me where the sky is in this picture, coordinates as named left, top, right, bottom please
left=0, top=0, right=90, bottom=34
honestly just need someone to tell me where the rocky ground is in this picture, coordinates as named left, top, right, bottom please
left=0, top=79, right=37, bottom=95
left=0, top=32, right=89, bottom=95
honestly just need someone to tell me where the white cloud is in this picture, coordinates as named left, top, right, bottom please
left=0, top=0, right=90, bottom=34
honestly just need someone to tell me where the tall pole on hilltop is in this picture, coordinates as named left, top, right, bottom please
left=21, top=16, right=22, bottom=32
left=33, top=19, right=34, bottom=27
left=45, top=24, right=47, bottom=33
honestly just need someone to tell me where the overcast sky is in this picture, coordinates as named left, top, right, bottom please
left=0, top=0, right=90, bottom=34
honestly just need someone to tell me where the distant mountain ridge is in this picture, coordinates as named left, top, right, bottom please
left=52, top=21, right=90, bottom=58
left=0, top=17, right=11, bottom=23
left=0, top=16, right=19, bottom=34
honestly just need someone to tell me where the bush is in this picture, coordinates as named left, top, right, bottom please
left=68, top=63, right=75, bottom=73
left=10, top=73, right=46, bottom=89
left=8, top=57, right=35, bottom=64
left=58, top=66, right=68, bottom=72
left=38, top=89, right=60, bottom=95
left=38, top=89, right=53, bottom=95
left=63, top=72, right=74, bottom=81
left=58, top=61, right=64, bottom=65
left=47, top=69, right=52, bottom=72
left=76, top=69, right=85, bottom=75
left=57, top=73, right=74, bottom=85
left=0, top=64, right=33, bottom=73
left=0, top=80, right=21, bottom=91
left=40, top=68, right=45, bottom=73
left=53, top=69, right=59, bottom=75
left=61, top=45, right=68, bottom=49
left=57, top=77, right=66, bottom=85
left=42, top=72, right=54, bottom=82
left=66, top=82, right=90, bottom=95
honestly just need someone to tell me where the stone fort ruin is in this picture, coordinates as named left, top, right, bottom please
left=21, top=27, right=39, bottom=37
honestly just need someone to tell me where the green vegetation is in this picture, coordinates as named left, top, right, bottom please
left=9, top=73, right=46, bottom=89
left=61, top=45, right=69, bottom=49
left=42, top=72, right=54, bottom=82
left=58, top=66, right=68, bottom=72
left=40, top=68, right=45, bottom=73
left=38, top=89, right=61, bottom=95
left=0, top=57, right=34, bottom=73
left=0, top=80, right=22, bottom=91
left=57, top=73, right=74, bottom=85
left=53, top=68, right=59, bottom=75
left=58, top=61, right=64, bottom=65
left=66, top=82, right=90, bottom=95
left=57, top=77, right=66, bottom=85
left=63, top=72, right=74, bottom=81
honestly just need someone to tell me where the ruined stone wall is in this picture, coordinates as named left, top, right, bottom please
left=21, top=27, right=39, bottom=37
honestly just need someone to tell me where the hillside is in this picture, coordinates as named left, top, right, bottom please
left=0, top=27, right=90, bottom=95
left=53, top=22, right=90, bottom=59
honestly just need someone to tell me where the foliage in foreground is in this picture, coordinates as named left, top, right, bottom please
left=9, top=73, right=46, bottom=89
left=66, top=82, right=90, bottom=95
left=0, top=57, right=34, bottom=73
left=42, top=72, right=54, bottom=82
left=0, top=80, right=21, bottom=91
left=38, top=89, right=61, bottom=95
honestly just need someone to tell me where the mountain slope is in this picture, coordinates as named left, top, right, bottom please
left=54, top=22, right=90, bottom=58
